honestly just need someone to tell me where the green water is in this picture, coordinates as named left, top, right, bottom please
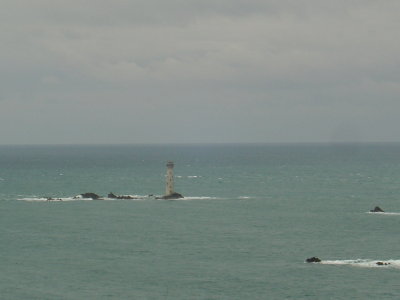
left=1, top=144, right=400, bottom=299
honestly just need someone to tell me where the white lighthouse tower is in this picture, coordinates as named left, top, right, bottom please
left=165, top=161, right=175, bottom=196
left=162, top=161, right=183, bottom=199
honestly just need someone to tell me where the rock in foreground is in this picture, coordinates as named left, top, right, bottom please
left=306, top=257, right=321, bottom=263
left=370, top=206, right=384, bottom=212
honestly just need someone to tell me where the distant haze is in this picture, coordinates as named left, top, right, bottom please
left=1, top=0, right=400, bottom=145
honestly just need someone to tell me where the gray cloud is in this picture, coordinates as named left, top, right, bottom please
left=1, top=0, right=400, bottom=144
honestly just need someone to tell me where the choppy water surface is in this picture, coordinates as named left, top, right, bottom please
left=1, top=143, right=400, bottom=299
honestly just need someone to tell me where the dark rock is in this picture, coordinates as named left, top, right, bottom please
left=306, top=257, right=321, bottom=263
left=116, top=195, right=136, bottom=199
left=108, top=192, right=137, bottom=199
left=370, top=206, right=384, bottom=212
left=75, top=193, right=101, bottom=200
left=108, top=192, right=139, bottom=199
left=46, top=197, right=62, bottom=201
left=376, top=261, right=390, bottom=266
left=157, top=192, right=184, bottom=200
left=108, top=192, right=117, bottom=199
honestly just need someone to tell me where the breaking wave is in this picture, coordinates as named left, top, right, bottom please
left=162, top=196, right=222, bottom=201
left=158, top=196, right=255, bottom=201
left=18, top=195, right=151, bottom=202
left=367, top=212, right=400, bottom=216
left=18, top=195, right=253, bottom=202
left=315, top=259, right=400, bottom=269
left=19, top=197, right=88, bottom=202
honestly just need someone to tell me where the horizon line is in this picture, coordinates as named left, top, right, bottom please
left=1, top=141, right=400, bottom=147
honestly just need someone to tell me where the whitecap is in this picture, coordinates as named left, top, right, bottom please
left=367, top=212, right=400, bottom=216
left=319, top=259, right=400, bottom=268
left=18, top=197, right=49, bottom=202
left=182, top=196, right=220, bottom=200
left=156, top=196, right=222, bottom=201
left=18, top=197, right=73, bottom=202
left=19, top=196, right=99, bottom=202
left=104, top=195, right=150, bottom=201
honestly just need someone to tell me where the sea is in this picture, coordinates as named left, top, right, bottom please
left=1, top=143, right=400, bottom=299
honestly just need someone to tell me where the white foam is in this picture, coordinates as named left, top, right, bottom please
left=18, top=195, right=239, bottom=202
left=19, top=194, right=154, bottom=202
left=18, top=197, right=86, bottom=202
left=156, top=196, right=222, bottom=201
left=367, top=212, right=400, bottom=216
left=184, top=196, right=220, bottom=200
left=18, top=197, right=48, bottom=201
left=104, top=195, right=150, bottom=201
left=319, top=259, right=400, bottom=268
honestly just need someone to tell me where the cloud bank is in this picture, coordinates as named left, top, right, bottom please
left=1, top=0, right=399, bottom=144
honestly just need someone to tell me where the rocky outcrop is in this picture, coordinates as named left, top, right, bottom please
left=116, top=195, right=137, bottom=199
left=46, top=197, right=62, bottom=201
left=376, top=261, right=390, bottom=266
left=75, top=193, right=101, bottom=200
left=157, top=192, right=184, bottom=200
left=306, top=257, right=321, bottom=263
left=370, top=206, right=384, bottom=212
left=108, top=192, right=137, bottom=199
left=74, top=191, right=183, bottom=200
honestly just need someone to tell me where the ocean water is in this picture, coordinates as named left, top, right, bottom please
left=1, top=143, right=400, bottom=299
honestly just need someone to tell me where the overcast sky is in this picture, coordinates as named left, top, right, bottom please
left=1, top=0, right=399, bottom=144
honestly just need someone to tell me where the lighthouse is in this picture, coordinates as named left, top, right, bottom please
left=165, top=161, right=175, bottom=196
left=161, top=161, right=184, bottom=199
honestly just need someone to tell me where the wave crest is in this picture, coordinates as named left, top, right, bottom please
left=367, top=212, right=400, bottom=216
left=319, top=259, right=400, bottom=268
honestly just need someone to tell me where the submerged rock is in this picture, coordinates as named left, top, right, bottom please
left=306, top=257, right=321, bottom=263
left=370, top=206, right=384, bottom=212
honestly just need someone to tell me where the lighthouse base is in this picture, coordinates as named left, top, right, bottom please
left=158, top=192, right=184, bottom=200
